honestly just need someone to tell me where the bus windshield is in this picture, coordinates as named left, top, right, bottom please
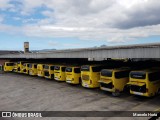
left=130, top=71, right=146, bottom=79
left=6, top=63, right=14, bottom=66
left=101, top=70, right=112, bottom=77
left=81, top=65, right=90, bottom=71
left=29, top=64, right=32, bottom=68
left=54, top=66, right=60, bottom=70
left=66, top=67, right=72, bottom=72
left=44, top=65, right=49, bottom=69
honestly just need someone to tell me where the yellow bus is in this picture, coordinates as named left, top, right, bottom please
left=99, top=68, right=130, bottom=96
left=37, top=64, right=45, bottom=77
left=54, top=65, right=66, bottom=81
left=4, top=62, right=14, bottom=72
left=44, top=64, right=55, bottom=79
left=17, top=61, right=27, bottom=73
left=81, top=65, right=102, bottom=88
left=29, top=63, right=37, bottom=76
left=22, top=63, right=30, bottom=74
left=128, top=69, right=160, bottom=97
left=65, top=66, right=81, bottom=84
left=13, top=62, right=18, bottom=72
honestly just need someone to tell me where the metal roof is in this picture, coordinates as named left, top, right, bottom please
left=0, top=43, right=160, bottom=59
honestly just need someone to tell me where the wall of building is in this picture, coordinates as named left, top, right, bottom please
left=0, top=59, right=9, bottom=65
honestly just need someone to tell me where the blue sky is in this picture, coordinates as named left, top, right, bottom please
left=0, top=0, right=160, bottom=50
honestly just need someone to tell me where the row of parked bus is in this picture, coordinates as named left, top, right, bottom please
left=4, top=61, right=160, bottom=97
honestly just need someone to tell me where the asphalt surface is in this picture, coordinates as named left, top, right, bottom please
left=0, top=73, right=160, bottom=120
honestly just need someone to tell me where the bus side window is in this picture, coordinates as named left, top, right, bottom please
left=74, top=68, right=80, bottom=73
left=115, top=71, right=130, bottom=79
left=62, top=67, right=66, bottom=72
left=149, top=72, right=160, bottom=81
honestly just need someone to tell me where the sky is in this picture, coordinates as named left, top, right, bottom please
left=0, top=0, right=160, bottom=50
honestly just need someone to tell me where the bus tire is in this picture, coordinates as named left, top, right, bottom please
left=112, top=91, right=120, bottom=97
left=51, top=74, right=54, bottom=79
left=123, top=85, right=130, bottom=93
left=79, top=77, right=81, bottom=83
left=157, top=88, right=160, bottom=95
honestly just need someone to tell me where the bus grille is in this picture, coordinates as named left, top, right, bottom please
left=130, top=85, right=146, bottom=93
left=44, top=72, right=49, bottom=76
left=100, top=82, right=113, bottom=89
left=82, top=75, right=89, bottom=80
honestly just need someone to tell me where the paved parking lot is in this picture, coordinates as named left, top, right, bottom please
left=0, top=73, right=160, bottom=120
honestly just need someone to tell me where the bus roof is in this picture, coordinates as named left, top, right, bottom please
left=54, top=65, right=66, bottom=67
left=44, top=64, right=55, bottom=66
left=101, top=67, right=130, bottom=72
left=37, top=64, right=45, bottom=65
left=81, top=65, right=102, bottom=67
left=130, top=69, right=160, bottom=74
left=5, top=62, right=14, bottom=63
left=29, top=63, right=37, bottom=65
left=66, top=66, right=81, bottom=68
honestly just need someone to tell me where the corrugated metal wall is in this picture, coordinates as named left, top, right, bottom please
left=0, top=45, right=160, bottom=59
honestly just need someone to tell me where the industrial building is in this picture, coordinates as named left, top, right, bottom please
left=0, top=42, right=160, bottom=119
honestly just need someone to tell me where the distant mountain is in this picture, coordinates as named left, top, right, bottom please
left=100, top=45, right=107, bottom=47
left=30, top=49, right=56, bottom=53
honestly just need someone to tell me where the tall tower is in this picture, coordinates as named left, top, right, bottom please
left=24, top=42, right=29, bottom=53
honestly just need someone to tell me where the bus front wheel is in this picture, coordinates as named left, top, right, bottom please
left=157, top=88, right=160, bottom=95
left=123, top=85, right=130, bottom=94
left=112, top=90, right=120, bottom=97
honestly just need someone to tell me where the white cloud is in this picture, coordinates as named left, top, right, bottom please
left=22, top=18, right=41, bottom=24
left=117, top=0, right=148, bottom=8
left=0, top=0, right=160, bottom=45
left=19, top=0, right=45, bottom=15
left=114, top=0, right=160, bottom=29
left=0, top=16, right=4, bottom=23
left=0, top=0, right=13, bottom=10
left=19, top=24, right=160, bottom=43
left=48, top=41, right=58, bottom=46
left=0, top=24, right=22, bottom=35
left=13, top=17, right=21, bottom=21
